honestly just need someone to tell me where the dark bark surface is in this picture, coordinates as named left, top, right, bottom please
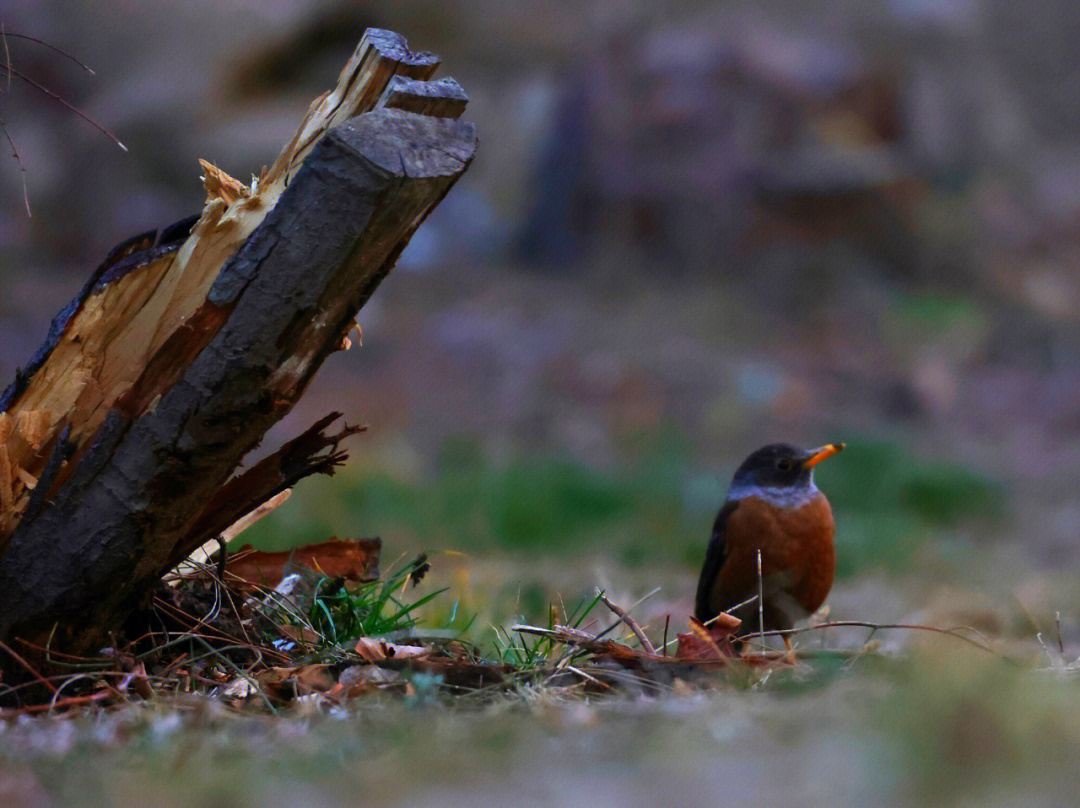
left=0, top=109, right=476, bottom=650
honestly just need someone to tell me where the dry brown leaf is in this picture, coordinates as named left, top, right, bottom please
left=256, top=664, right=335, bottom=701
left=674, top=615, right=740, bottom=662
left=355, top=637, right=429, bottom=663
left=224, top=537, right=381, bottom=589
left=222, top=676, right=257, bottom=699
left=277, top=624, right=321, bottom=646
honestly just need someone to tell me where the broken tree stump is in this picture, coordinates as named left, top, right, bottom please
left=0, top=28, right=476, bottom=651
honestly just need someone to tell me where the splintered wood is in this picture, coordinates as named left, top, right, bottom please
left=0, top=29, right=453, bottom=544
left=0, top=28, right=475, bottom=650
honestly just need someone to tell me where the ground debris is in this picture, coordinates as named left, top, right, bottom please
left=0, top=551, right=860, bottom=716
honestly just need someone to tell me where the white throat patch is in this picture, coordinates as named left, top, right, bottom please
left=726, top=479, right=820, bottom=508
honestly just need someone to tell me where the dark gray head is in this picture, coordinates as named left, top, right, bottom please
left=727, top=442, right=845, bottom=502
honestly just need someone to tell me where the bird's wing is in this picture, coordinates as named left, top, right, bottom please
left=694, top=499, right=738, bottom=621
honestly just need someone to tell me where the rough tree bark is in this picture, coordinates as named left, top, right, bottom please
left=0, top=29, right=476, bottom=651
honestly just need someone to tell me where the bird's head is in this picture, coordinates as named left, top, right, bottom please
left=727, top=442, right=845, bottom=503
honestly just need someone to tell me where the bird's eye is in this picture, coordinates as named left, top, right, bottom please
left=776, top=458, right=793, bottom=472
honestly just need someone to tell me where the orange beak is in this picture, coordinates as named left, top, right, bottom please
left=802, top=443, right=845, bottom=469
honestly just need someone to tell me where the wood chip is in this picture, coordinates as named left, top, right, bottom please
left=15, top=410, right=51, bottom=450
left=0, top=445, right=11, bottom=515
left=199, top=158, right=249, bottom=205
left=13, top=466, right=37, bottom=490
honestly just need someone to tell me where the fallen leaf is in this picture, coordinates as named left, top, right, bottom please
left=256, top=664, right=335, bottom=701
left=339, top=664, right=402, bottom=687
left=675, top=616, right=739, bottom=662
left=277, top=624, right=321, bottom=646
left=222, top=676, right=257, bottom=699
left=354, top=637, right=430, bottom=663
left=327, top=665, right=405, bottom=700
left=224, top=537, right=381, bottom=589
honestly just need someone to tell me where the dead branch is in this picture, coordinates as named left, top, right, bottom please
left=597, top=589, right=655, bottom=654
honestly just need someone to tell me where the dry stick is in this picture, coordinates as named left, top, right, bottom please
left=7, top=66, right=126, bottom=150
left=0, top=637, right=57, bottom=693
left=190, top=635, right=277, bottom=715
left=651, top=594, right=760, bottom=654
left=757, top=549, right=765, bottom=646
left=597, top=589, right=656, bottom=654
left=14, top=638, right=102, bottom=664
left=1, top=25, right=10, bottom=92
left=10, top=691, right=109, bottom=715
left=0, top=119, right=31, bottom=215
left=591, top=586, right=662, bottom=642
left=0, top=669, right=169, bottom=702
left=148, top=598, right=286, bottom=662
left=663, top=615, right=670, bottom=658
left=1035, top=632, right=1056, bottom=667
left=566, top=665, right=611, bottom=690
left=763, top=620, right=1003, bottom=657
left=47, top=673, right=96, bottom=713
left=1, top=32, right=96, bottom=74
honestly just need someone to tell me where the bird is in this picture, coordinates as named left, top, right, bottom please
left=694, top=442, right=845, bottom=643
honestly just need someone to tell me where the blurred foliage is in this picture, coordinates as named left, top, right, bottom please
left=892, top=292, right=982, bottom=333
left=823, top=438, right=1004, bottom=576
left=242, top=429, right=1004, bottom=580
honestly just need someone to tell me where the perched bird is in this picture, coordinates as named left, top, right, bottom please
left=695, top=442, right=845, bottom=640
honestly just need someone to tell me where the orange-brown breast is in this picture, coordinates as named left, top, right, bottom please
left=709, top=492, right=835, bottom=625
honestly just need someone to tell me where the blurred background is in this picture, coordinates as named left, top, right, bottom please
left=6, top=0, right=1080, bottom=804
left=4, top=0, right=1080, bottom=625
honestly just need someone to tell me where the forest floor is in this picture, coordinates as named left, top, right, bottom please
left=0, top=537, right=1078, bottom=808
left=4, top=262, right=1080, bottom=807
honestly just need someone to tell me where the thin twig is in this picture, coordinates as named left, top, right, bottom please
left=0, top=638, right=57, bottom=693
left=190, top=636, right=276, bottom=714
left=764, top=620, right=1004, bottom=657
left=1035, top=632, right=1056, bottom=667
left=597, top=589, right=655, bottom=654
left=0, top=119, right=30, bottom=215
left=1, top=32, right=95, bottom=74
left=651, top=598, right=757, bottom=655
left=10, top=691, right=109, bottom=715
left=1, top=25, right=10, bottom=93
left=592, top=586, right=661, bottom=642
left=756, top=549, right=764, bottom=646
left=47, top=673, right=95, bottom=713
left=566, top=665, right=611, bottom=689
left=7, top=66, right=126, bottom=151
